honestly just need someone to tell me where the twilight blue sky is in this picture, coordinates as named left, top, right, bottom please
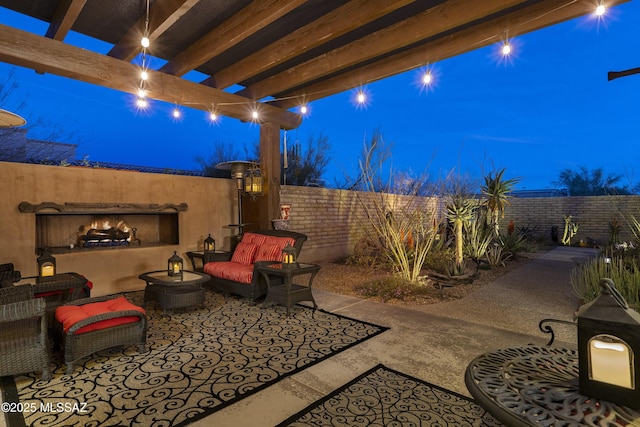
left=0, top=2, right=638, bottom=190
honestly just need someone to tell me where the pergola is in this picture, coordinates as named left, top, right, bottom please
left=0, top=0, right=629, bottom=226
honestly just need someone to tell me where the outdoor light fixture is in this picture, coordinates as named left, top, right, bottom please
left=501, top=42, right=512, bottom=56
left=577, top=278, right=640, bottom=408
left=282, top=242, right=297, bottom=266
left=37, top=247, right=56, bottom=279
left=168, top=251, right=183, bottom=278
left=204, top=234, right=216, bottom=253
left=244, top=163, right=264, bottom=199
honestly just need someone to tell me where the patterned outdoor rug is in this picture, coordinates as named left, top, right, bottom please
left=277, top=364, right=502, bottom=427
left=0, top=291, right=388, bottom=427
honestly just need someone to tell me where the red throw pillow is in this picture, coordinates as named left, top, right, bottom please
left=254, top=243, right=283, bottom=262
left=230, top=242, right=259, bottom=265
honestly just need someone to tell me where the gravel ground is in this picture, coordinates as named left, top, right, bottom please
left=312, top=251, right=544, bottom=307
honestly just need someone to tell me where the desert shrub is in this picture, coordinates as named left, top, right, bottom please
left=423, top=247, right=456, bottom=275
left=571, top=256, right=640, bottom=308
left=355, top=276, right=415, bottom=302
left=485, top=244, right=511, bottom=268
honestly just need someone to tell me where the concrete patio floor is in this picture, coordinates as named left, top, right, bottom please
left=199, top=246, right=598, bottom=427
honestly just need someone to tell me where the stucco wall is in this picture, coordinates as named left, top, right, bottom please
left=0, top=161, right=236, bottom=296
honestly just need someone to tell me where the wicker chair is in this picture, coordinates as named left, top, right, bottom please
left=0, top=263, right=21, bottom=288
left=55, top=294, right=147, bottom=375
left=0, top=285, right=51, bottom=381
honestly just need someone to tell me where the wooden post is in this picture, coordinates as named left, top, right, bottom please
left=243, top=122, right=281, bottom=231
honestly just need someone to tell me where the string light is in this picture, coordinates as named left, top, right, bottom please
left=141, top=36, right=150, bottom=48
left=300, top=102, right=309, bottom=115
left=136, top=97, right=148, bottom=109
left=501, top=41, right=512, bottom=56
left=172, top=105, right=181, bottom=119
left=252, top=110, right=259, bottom=120
left=595, top=3, right=606, bottom=16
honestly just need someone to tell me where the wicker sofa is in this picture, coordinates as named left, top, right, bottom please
left=203, top=230, right=307, bottom=303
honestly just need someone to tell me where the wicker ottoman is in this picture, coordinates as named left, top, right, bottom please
left=55, top=295, right=147, bottom=375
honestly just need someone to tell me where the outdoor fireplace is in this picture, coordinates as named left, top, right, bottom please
left=19, top=201, right=187, bottom=254
left=77, top=218, right=138, bottom=247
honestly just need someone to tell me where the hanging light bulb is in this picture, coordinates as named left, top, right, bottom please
left=422, top=71, right=433, bottom=85
left=252, top=110, right=259, bottom=120
left=209, top=111, right=218, bottom=122
left=300, top=103, right=308, bottom=115
left=141, top=35, right=150, bottom=48
left=136, top=97, right=148, bottom=108
left=357, top=91, right=366, bottom=104
left=140, top=69, right=149, bottom=80
left=172, top=106, right=181, bottom=118
left=501, top=41, right=512, bottom=56
left=137, top=87, right=146, bottom=98
left=595, top=3, right=606, bottom=16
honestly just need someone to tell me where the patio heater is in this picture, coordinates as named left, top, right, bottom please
left=0, top=109, right=26, bottom=127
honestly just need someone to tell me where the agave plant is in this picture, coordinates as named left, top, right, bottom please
left=481, top=168, right=520, bottom=237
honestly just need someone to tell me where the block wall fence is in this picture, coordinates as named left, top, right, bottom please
left=283, top=186, right=640, bottom=261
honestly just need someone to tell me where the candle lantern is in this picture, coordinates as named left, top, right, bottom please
left=204, top=234, right=216, bottom=253
left=282, top=242, right=297, bottom=266
left=37, top=247, right=56, bottom=279
left=168, top=251, right=183, bottom=278
left=244, top=163, right=263, bottom=198
left=577, top=278, right=640, bottom=408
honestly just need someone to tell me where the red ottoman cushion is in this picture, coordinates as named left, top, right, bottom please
left=55, top=296, right=145, bottom=334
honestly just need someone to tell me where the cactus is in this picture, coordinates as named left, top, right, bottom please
left=561, top=215, right=579, bottom=246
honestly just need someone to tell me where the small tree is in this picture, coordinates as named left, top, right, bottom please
left=552, top=166, right=631, bottom=196
left=446, top=195, right=474, bottom=275
left=481, top=168, right=520, bottom=237
left=282, top=132, right=332, bottom=186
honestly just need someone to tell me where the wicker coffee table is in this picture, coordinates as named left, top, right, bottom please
left=139, top=270, right=210, bottom=314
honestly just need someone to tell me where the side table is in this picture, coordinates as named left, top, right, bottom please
left=139, top=270, right=210, bottom=314
left=465, top=345, right=640, bottom=427
left=255, top=261, right=321, bottom=317
left=186, top=250, right=231, bottom=272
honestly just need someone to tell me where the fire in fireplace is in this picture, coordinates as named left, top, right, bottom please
left=77, top=219, right=139, bottom=247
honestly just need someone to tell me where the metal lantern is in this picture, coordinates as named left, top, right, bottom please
left=577, top=278, right=640, bottom=408
left=244, top=164, right=263, bottom=198
left=204, top=234, right=216, bottom=253
left=282, top=242, right=296, bottom=265
left=37, top=247, right=56, bottom=279
left=168, top=251, right=183, bottom=278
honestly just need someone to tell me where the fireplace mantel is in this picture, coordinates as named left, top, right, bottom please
left=19, top=201, right=188, bottom=214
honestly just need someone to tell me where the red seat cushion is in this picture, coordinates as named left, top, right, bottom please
left=55, top=296, right=145, bottom=334
left=204, top=261, right=253, bottom=284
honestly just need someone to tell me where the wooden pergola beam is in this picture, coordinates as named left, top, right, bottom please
left=209, top=0, right=418, bottom=90
left=159, top=0, right=306, bottom=77
left=0, top=24, right=301, bottom=130
left=238, top=0, right=528, bottom=100
left=44, top=0, right=87, bottom=41
left=274, top=0, right=631, bottom=108
left=108, top=0, right=201, bottom=62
